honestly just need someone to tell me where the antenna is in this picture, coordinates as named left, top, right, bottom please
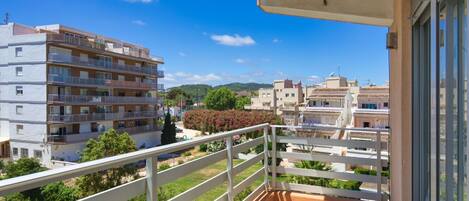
left=337, top=65, right=341, bottom=77
left=3, top=13, right=9, bottom=25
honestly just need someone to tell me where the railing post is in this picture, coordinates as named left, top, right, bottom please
left=263, top=126, right=269, bottom=191
left=226, top=136, right=234, bottom=201
left=376, top=131, right=382, bottom=201
left=271, top=126, right=277, bottom=190
left=146, top=156, right=158, bottom=201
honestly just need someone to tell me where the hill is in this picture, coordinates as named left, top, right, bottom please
left=168, top=82, right=271, bottom=101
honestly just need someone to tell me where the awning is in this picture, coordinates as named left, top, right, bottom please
left=257, top=0, right=394, bottom=27
left=0, top=137, right=9, bottom=143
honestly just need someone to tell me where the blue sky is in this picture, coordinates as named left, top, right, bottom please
left=1, top=0, right=389, bottom=87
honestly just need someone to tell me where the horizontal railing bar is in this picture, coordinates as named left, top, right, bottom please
left=79, top=177, right=146, bottom=201
left=168, top=171, right=227, bottom=201
left=273, top=167, right=388, bottom=184
left=233, top=137, right=264, bottom=155
left=233, top=168, right=264, bottom=195
left=274, top=182, right=382, bottom=200
left=157, top=150, right=227, bottom=186
left=0, top=123, right=269, bottom=196
left=157, top=138, right=263, bottom=186
left=275, top=136, right=386, bottom=149
left=271, top=124, right=390, bottom=133
left=215, top=168, right=265, bottom=201
left=233, top=152, right=264, bottom=176
left=272, top=151, right=388, bottom=167
left=242, top=183, right=267, bottom=201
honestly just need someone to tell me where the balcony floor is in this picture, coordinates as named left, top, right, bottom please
left=254, top=191, right=357, bottom=201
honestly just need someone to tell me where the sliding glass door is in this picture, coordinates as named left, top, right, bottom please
left=412, top=0, right=467, bottom=200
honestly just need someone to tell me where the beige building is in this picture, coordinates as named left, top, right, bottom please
left=245, top=79, right=304, bottom=114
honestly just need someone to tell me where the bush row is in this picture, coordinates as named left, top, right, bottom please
left=183, top=109, right=278, bottom=133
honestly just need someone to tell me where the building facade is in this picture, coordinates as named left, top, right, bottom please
left=245, top=79, right=304, bottom=114
left=0, top=23, right=164, bottom=167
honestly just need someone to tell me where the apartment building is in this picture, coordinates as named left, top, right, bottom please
left=245, top=79, right=304, bottom=114
left=353, top=86, right=390, bottom=129
left=0, top=23, right=164, bottom=167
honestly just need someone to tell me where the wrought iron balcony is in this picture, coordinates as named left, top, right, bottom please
left=48, top=111, right=158, bottom=123
left=48, top=75, right=157, bottom=90
left=0, top=124, right=389, bottom=201
left=48, top=94, right=159, bottom=105
left=48, top=125, right=161, bottom=144
left=48, top=53, right=157, bottom=76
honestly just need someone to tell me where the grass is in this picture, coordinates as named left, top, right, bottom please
left=160, top=158, right=264, bottom=201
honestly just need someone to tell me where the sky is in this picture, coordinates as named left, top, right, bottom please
left=1, top=0, right=389, bottom=88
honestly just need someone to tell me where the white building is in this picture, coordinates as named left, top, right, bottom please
left=0, top=23, right=164, bottom=167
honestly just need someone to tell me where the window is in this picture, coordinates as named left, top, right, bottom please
left=16, top=86, right=23, bottom=95
left=80, top=89, right=88, bottom=96
left=285, top=94, right=289, bottom=97
left=20, top=148, right=28, bottom=158
left=33, top=150, right=42, bottom=159
left=12, top=148, right=18, bottom=156
left=118, top=75, right=125, bottom=81
left=15, top=47, right=23, bottom=57
left=291, top=93, right=295, bottom=97
left=16, top=67, right=23, bottom=76
left=80, top=107, right=90, bottom=114
left=383, top=102, right=389, bottom=108
left=363, top=122, right=370, bottom=128
left=79, top=53, right=88, bottom=62
left=16, top=125, right=24, bottom=135
left=16, top=105, right=23, bottom=115
left=79, top=71, right=89, bottom=79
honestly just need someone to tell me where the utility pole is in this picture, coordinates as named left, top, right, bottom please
left=3, top=13, right=9, bottom=25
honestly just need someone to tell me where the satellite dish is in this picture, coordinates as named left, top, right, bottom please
left=329, top=72, right=336, bottom=77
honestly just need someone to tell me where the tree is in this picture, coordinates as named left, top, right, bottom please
left=166, top=88, right=186, bottom=100
left=77, top=129, right=138, bottom=196
left=4, top=158, right=46, bottom=200
left=161, top=112, right=176, bottom=145
left=40, top=182, right=79, bottom=201
left=235, top=96, right=251, bottom=110
left=204, top=87, right=236, bottom=110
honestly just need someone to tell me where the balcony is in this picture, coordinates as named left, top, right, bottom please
left=0, top=124, right=389, bottom=201
left=48, top=94, right=159, bottom=105
left=48, top=53, right=157, bottom=76
left=47, top=34, right=163, bottom=62
left=48, top=111, right=158, bottom=123
left=48, top=125, right=161, bottom=144
left=157, top=70, right=164, bottom=78
left=48, top=75, right=157, bottom=90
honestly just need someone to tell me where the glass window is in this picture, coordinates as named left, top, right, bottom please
left=20, top=148, right=28, bottom=158
left=16, top=125, right=24, bottom=135
left=12, top=147, right=18, bottom=156
left=16, top=67, right=23, bottom=76
left=16, top=105, right=23, bottom=115
left=33, top=150, right=42, bottom=159
left=15, top=47, right=23, bottom=57
left=16, top=86, right=23, bottom=95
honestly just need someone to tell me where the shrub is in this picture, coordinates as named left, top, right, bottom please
left=234, top=187, right=253, bottom=201
left=177, top=160, right=184, bottom=165
left=159, top=163, right=171, bottom=171
left=206, top=141, right=226, bottom=153
left=354, top=167, right=390, bottom=177
left=182, top=152, right=192, bottom=157
left=183, top=110, right=278, bottom=133
left=199, top=143, right=208, bottom=152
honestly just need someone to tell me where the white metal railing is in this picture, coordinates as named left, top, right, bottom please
left=48, top=53, right=157, bottom=76
left=48, top=111, right=158, bottom=123
left=0, top=124, right=389, bottom=201
left=48, top=75, right=157, bottom=90
left=48, top=94, right=159, bottom=105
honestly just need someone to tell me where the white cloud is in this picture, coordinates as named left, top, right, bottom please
left=132, top=20, right=146, bottom=26
left=308, top=75, right=322, bottom=84
left=125, top=0, right=154, bottom=3
left=235, top=58, right=246, bottom=64
left=178, top=52, right=187, bottom=57
left=273, top=38, right=280, bottom=43
left=211, top=34, right=256, bottom=47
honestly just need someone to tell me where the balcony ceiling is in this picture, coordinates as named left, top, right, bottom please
left=257, top=0, right=394, bottom=27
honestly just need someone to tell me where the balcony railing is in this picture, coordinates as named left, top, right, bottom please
left=48, top=111, right=158, bottom=123
left=48, top=125, right=161, bottom=143
left=0, top=124, right=389, bottom=201
left=157, top=70, right=164, bottom=78
left=47, top=34, right=163, bottom=62
left=48, top=75, right=157, bottom=90
left=48, top=94, right=159, bottom=105
left=47, top=33, right=106, bottom=50
left=48, top=53, right=157, bottom=76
